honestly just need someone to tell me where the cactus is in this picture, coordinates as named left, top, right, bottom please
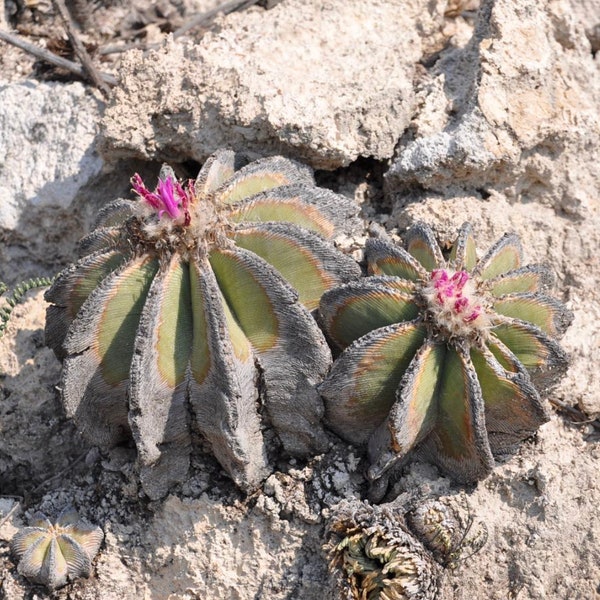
left=319, top=222, right=572, bottom=486
left=11, top=508, right=104, bottom=590
left=326, top=500, right=439, bottom=600
left=325, top=497, right=486, bottom=599
left=45, top=150, right=360, bottom=498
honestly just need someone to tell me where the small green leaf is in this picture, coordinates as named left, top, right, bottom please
left=46, top=250, right=127, bottom=317
left=56, top=536, right=89, bottom=576
left=189, top=261, right=211, bottom=384
left=97, top=257, right=159, bottom=384
left=215, top=156, right=314, bottom=205
left=367, top=341, right=443, bottom=479
left=418, top=345, right=494, bottom=482
left=234, top=223, right=358, bottom=311
left=486, top=265, right=553, bottom=296
left=211, top=246, right=331, bottom=456
left=78, top=227, right=123, bottom=257
left=320, top=322, right=427, bottom=444
left=449, top=222, right=477, bottom=271
left=93, top=199, right=137, bottom=228
left=188, top=260, right=268, bottom=491
left=154, top=259, right=193, bottom=386
left=228, top=185, right=337, bottom=237
left=194, top=149, right=237, bottom=196
left=209, top=248, right=279, bottom=351
left=493, top=293, right=571, bottom=337
left=470, top=346, right=549, bottom=454
left=128, top=256, right=193, bottom=498
left=490, top=320, right=569, bottom=390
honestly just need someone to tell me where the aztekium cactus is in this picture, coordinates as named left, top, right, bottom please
left=45, top=150, right=360, bottom=499
left=11, top=508, right=104, bottom=590
left=319, top=222, right=572, bottom=488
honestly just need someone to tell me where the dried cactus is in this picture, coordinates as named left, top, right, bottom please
left=325, top=500, right=441, bottom=600
left=11, top=508, right=104, bottom=590
left=45, top=150, right=360, bottom=498
left=324, top=495, right=487, bottom=600
left=319, top=222, right=572, bottom=485
left=405, top=498, right=487, bottom=569
left=326, top=497, right=486, bottom=599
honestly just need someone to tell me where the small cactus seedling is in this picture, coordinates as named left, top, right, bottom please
left=319, top=222, right=572, bottom=485
left=45, top=150, right=360, bottom=498
left=11, top=508, right=104, bottom=590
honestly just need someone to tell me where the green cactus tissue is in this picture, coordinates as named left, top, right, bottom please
left=45, top=149, right=360, bottom=498
left=319, top=222, right=572, bottom=486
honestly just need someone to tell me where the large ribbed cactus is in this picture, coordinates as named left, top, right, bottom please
left=319, top=222, right=572, bottom=486
left=45, top=150, right=360, bottom=498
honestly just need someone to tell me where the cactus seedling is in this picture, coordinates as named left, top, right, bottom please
left=319, top=222, right=572, bottom=486
left=11, top=508, right=103, bottom=590
left=45, top=150, right=360, bottom=498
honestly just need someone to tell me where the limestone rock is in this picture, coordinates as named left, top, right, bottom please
left=0, top=82, right=103, bottom=231
left=101, top=0, right=448, bottom=169
left=0, top=82, right=106, bottom=285
left=386, top=0, right=600, bottom=217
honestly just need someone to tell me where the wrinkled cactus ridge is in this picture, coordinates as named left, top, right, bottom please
left=45, top=150, right=360, bottom=498
left=10, top=508, right=104, bottom=590
left=319, top=222, right=572, bottom=485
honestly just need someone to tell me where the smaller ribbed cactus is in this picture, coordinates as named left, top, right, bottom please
left=45, top=150, right=360, bottom=498
left=11, top=508, right=104, bottom=590
left=319, top=222, right=572, bottom=486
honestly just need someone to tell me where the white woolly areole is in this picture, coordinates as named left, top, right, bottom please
left=420, top=268, right=491, bottom=341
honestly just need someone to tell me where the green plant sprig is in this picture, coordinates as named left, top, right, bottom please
left=0, top=277, right=55, bottom=339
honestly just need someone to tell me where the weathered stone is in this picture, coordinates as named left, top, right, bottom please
left=101, top=0, right=448, bottom=169
left=386, top=0, right=600, bottom=217
left=0, top=82, right=103, bottom=231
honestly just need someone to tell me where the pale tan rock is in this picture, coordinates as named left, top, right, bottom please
left=387, top=0, right=600, bottom=217
left=101, top=0, right=449, bottom=169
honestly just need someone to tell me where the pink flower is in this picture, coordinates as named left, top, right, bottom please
left=131, top=173, right=191, bottom=225
left=430, top=269, right=482, bottom=324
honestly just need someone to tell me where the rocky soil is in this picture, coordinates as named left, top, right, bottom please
left=1, top=0, right=599, bottom=599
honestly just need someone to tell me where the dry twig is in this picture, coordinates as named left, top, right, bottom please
left=30, top=452, right=88, bottom=495
left=50, top=0, right=111, bottom=96
left=0, top=28, right=117, bottom=87
left=172, top=0, right=260, bottom=40
left=0, top=497, right=23, bottom=531
left=550, top=398, right=600, bottom=431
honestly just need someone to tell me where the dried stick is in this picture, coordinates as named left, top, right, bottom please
left=50, top=0, right=112, bottom=96
left=0, top=497, right=23, bottom=531
left=0, top=28, right=117, bottom=86
left=172, top=0, right=260, bottom=40
left=30, top=452, right=88, bottom=495
left=550, top=398, right=600, bottom=431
